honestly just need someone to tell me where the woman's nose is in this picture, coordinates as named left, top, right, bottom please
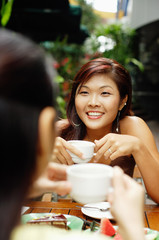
left=88, top=95, right=100, bottom=107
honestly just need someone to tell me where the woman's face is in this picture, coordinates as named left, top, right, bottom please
left=34, top=107, right=57, bottom=180
left=75, top=74, right=123, bottom=132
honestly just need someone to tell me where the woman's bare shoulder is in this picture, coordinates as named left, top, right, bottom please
left=121, top=115, right=146, bottom=124
left=120, top=116, right=148, bottom=134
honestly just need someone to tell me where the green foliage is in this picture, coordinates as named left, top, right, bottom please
left=56, top=96, right=67, bottom=118
left=42, top=37, right=85, bottom=81
left=0, top=0, right=14, bottom=26
left=54, top=75, right=67, bottom=118
left=94, top=23, right=144, bottom=72
left=41, top=37, right=93, bottom=118
left=73, top=0, right=101, bottom=33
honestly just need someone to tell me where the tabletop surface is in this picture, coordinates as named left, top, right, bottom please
left=23, top=198, right=159, bottom=232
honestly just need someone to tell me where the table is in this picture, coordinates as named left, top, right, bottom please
left=23, top=199, right=159, bottom=231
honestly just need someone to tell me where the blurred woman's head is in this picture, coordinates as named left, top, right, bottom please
left=63, top=57, right=133, bottom=140
left=0, top=28, right=56, bottom=109
left=0, top=28, right=57, bottom=240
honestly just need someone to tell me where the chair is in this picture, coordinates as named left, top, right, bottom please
left=41, top=193, right=53, bottom=202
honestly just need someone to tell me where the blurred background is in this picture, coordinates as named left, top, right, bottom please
left=1, top=0, right=159, bottom=204
left=1, top=0, right=159, bottom=125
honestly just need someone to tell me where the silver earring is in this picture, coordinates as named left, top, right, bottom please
left=116, top=110, right=121, bottom=133
left=72, top=120, right=81, bottom=127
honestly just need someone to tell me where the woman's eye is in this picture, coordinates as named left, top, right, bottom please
left=79, top=91, right=89, bottom=95
left=102, top=91, right=110, bottom=96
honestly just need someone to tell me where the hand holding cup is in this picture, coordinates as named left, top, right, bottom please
left=67, top=140, right=95, bottom=164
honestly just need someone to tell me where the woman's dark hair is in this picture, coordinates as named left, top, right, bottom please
left=61, top=57, right=133, bottom=140
left=0, top=28, right=57, bottom=240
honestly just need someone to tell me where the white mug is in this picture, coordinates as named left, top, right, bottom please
left=67, top=163, right=113, bottom=204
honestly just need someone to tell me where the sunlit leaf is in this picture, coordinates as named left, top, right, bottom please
left=54, top=75, right=65, bottom=84
left=126, top=58, right=144, bottom=72
left=1, top=0, right=14, bottom=26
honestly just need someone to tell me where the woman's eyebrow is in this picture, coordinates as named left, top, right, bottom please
left=80, top=85, right=89, bottom=89
left=78, top=85, right=114, bottom=91
left=99, top=85, right=114, bottom=90
left=81, top=85, right=112, bottom=89
left=76, top=85, right=89, bottom=93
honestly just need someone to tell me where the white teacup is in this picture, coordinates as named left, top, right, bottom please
left=67, top=163, right=113, bottom=204
left=67, top=140, right=95, bottom=164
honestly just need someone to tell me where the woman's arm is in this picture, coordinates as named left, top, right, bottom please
left=121, top=116, right=159, bottom=203
left=94, top=116, right=159, bottom=203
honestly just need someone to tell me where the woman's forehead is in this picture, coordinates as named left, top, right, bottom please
left=78, top=74, right=118, bottom=89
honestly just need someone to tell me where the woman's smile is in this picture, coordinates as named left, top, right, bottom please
left=87, top=111, right=104, bottom=119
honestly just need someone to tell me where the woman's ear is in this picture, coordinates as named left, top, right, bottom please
left=35, top=107, right=56, bottom=179
left=119, top=95, right=128, bottom=111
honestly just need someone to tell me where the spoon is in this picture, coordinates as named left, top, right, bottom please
left=76, top=205, right=110, bottom=212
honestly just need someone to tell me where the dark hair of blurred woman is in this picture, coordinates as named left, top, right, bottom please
left=0, top=28, right=57, bottom=240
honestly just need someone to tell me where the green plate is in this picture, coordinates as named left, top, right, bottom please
left=21, top=213, right=84, bottom=231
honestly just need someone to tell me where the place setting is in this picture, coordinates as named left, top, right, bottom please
left=76, top=201, right=113, bottom=220
left=21, top=162, right=159, bottom=239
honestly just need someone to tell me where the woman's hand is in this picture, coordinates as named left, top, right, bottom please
left=28, top=162, right=72, bottom=198
left=52, top=137, right=84, bottom=165
left=108, top=166, right=145, bottom=240
left=93, top=133, right=139, bottom=162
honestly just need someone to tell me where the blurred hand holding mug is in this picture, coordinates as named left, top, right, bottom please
left=67, top=140, right=95, bottom=163
left=67, top=163, right=113, bottom=204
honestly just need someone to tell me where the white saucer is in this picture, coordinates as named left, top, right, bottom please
left=81, top=202, right=114, bottom=220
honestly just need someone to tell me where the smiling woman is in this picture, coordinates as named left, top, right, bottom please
left=53, top=57, right=159, bottom=204
left=53, top=58, right=133, bottom=169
